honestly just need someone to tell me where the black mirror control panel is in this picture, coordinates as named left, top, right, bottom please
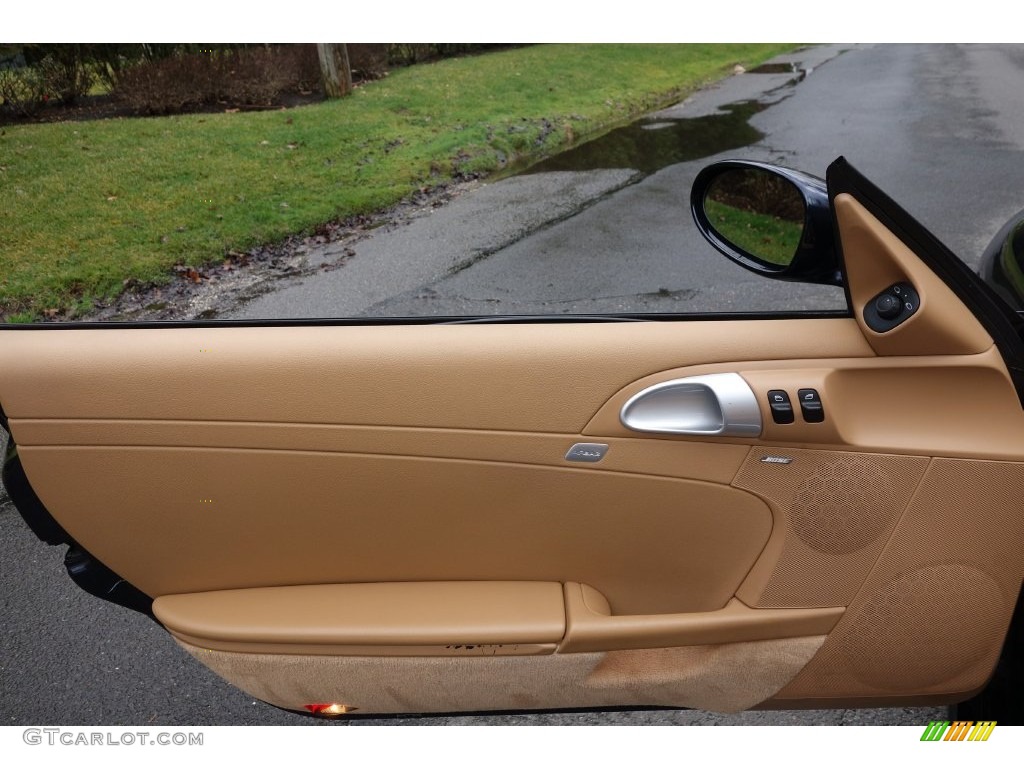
left=864, top=282, right=919, bottom=333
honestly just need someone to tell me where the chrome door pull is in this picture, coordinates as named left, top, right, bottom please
left=619, top=373, right=762, bottom=437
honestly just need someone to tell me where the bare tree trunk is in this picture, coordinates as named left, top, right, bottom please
left=316, top=44, right=353, bottom=99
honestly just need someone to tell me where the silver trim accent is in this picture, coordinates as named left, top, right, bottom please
left=619, top=373, right=762, bottom=437
left=564, top=443, right=609, bottom=463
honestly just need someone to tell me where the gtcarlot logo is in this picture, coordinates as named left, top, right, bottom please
left=23, top=728, right=203, bottom=747
left=920, top=721, right=997, bottom=742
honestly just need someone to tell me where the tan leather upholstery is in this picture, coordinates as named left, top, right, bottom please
left=1, top=187, right=1021, bottom=715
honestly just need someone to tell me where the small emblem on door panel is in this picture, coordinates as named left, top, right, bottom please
left=565, top=443, right=609, bottom=463
left=760, top=455, right=793, bottom=464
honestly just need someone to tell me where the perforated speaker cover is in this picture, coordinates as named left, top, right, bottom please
left=778, top=458, right=1024, bottom=699
left=733, top=449, right=928, bottom=608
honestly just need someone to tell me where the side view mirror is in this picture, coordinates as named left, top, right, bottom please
left=691, top=160, right=843, bottom=286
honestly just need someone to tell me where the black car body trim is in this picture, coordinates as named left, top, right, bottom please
left=978, top=209, right=1024, bottom=312
left=63, top=545, right=154, bottom=617
left=3, top=436, right=153, bottom=616
left=2, top=440, right=71, bottom=546
left=0, top=309, right=851, bottom=331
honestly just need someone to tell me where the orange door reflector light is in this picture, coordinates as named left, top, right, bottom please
left=305, top=703, right=358, bottom=716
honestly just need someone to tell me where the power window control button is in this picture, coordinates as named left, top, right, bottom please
left=767, top=390, right=794, bottom=424
left=797, top=388, right=825, bottom=423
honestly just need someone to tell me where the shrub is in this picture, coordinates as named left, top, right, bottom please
left=0, top=67, right=48, bottom=117
left=1, top=44, right=525, bottom=119
left=348, top=44, right=389, bottom=80
left=35, top=54, right=95, bottom=104
left=114, top=56, right=210, bottom=114
left=113, top=45, right=322, bottom=114
left=0, top=46, right=95, bottom=116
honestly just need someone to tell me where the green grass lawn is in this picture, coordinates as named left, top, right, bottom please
left=0, top=44, right=794, bottom=321
left=704, top=199, right=804, bottom=266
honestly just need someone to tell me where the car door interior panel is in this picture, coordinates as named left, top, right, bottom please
left=13, top=447, right=775, bottom=611
left=2, top=157, right=1023, bottom=719
left=836, top=194, right=993, bottom=356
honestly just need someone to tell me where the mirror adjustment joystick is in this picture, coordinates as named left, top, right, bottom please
left=874, top=293, right=902, bottom=320
left=864, top=282, right=919, bottom=333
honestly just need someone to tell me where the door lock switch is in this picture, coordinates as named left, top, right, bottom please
left=767, top=390, right=794, bottom=424
left=797, top=388, right=825, bottom=423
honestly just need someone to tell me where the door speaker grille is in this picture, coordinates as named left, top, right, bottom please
left=840, top=563, right=1002, bottom=690
left=733, top=449, right=928, bottom=608
left=790, top=458, right=892, bottom=555
left=778, top=458, right=1024, bottom=699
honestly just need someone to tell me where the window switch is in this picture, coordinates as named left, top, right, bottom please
left=797, top=388, right=825, bottom=423
left=767, top=390, right=794, bottom=424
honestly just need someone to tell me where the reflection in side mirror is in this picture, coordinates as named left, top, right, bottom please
left=691, top=160, right=842, bottom=287
left=704, top=169, right=805, bottom=268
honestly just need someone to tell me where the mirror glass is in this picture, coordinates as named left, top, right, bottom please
left=703, top=168, right=806, bottom=267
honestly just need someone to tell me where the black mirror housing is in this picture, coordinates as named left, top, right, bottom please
left=691, top=160, right=843, bottom=287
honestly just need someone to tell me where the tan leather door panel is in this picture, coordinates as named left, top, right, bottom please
left=2, top=203, right=1023, bottom=716
left=0, top=318, right=873, bottom=613
left=0, top=320, right=873, bottom=429
left=18, top=446, right=772, bottom=613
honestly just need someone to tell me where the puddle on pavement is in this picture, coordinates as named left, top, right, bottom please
left=522, top=100, right=767, bottom=176
left=747, top=62, right=797, bottom=74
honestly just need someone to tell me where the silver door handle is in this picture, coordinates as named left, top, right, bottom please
left=619, top=373, right=762, bottom=437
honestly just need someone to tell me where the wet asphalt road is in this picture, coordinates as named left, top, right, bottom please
left=228, top=43, right=1024, bottom=321
left=5, top=43, right=1024, bottom=726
